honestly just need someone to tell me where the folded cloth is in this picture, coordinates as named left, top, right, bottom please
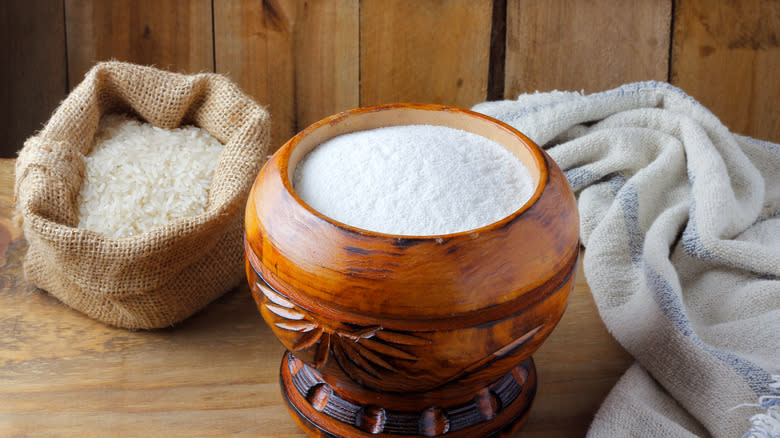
left=473, top=82, right=779, bottom=438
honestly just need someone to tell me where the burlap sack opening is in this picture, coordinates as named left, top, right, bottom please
left=14, top=61, right=270, bottom=329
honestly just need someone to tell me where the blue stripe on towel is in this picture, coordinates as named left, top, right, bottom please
left=681, top=201, right=716, bottom=260
left=617, top=182, right=644, bottom=264
left=563, top=168, right=627, bottom=195
left=563, top=168, right=593, bottom=191
left=613, top=184, right=774, bottom=394
left=642, top=260, right=772, bottom=394
left=608, top=173, right=627, bottom=196
left=745, top=136, right=780, bottom=155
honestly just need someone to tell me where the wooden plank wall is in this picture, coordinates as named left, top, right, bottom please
left=672, top=0, right=780, bottom=142
left=505, top=0, right=671, bottom=93
left=0, top=0, right=67, bottom=158
left=1, top=0, right=778, bottom=158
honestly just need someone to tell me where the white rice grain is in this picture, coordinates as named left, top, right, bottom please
left=76, top=114, right=223, bottom=238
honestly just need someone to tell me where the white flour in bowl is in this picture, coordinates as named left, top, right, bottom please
left=293, top=125, right=535, bottom=236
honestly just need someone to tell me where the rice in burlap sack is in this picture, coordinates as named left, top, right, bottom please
left=14, top=61, right=270, bottom=329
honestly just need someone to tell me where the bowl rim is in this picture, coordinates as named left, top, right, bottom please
left=276, top=103, right=549, bottom=240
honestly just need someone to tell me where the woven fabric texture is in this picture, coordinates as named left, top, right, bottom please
left=474, top=82, right=779, bottom=438
left=15, top=61, right=270, bottom=329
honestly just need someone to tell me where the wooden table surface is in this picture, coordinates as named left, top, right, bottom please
left=0, top=157, right=632, bottom=437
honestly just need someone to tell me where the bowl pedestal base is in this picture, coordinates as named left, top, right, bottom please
left=280, top=352, right=537, bottom=438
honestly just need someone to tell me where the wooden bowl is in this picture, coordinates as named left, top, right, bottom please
left=244, top=103, right=579, bottom=437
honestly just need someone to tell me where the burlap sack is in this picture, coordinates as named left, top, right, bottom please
left=14, top=61, right=270, bottom=329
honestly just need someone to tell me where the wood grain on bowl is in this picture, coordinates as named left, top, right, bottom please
left=245, top=104, right=581, bottom=437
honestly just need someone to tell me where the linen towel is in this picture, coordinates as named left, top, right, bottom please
left=473, top=82, right=779, bottom=438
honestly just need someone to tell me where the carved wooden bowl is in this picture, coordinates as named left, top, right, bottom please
left=244, top=103, right=579, bottom=437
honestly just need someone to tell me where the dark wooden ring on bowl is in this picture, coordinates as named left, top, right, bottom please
left=281, top=352, right=537, bottom=437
